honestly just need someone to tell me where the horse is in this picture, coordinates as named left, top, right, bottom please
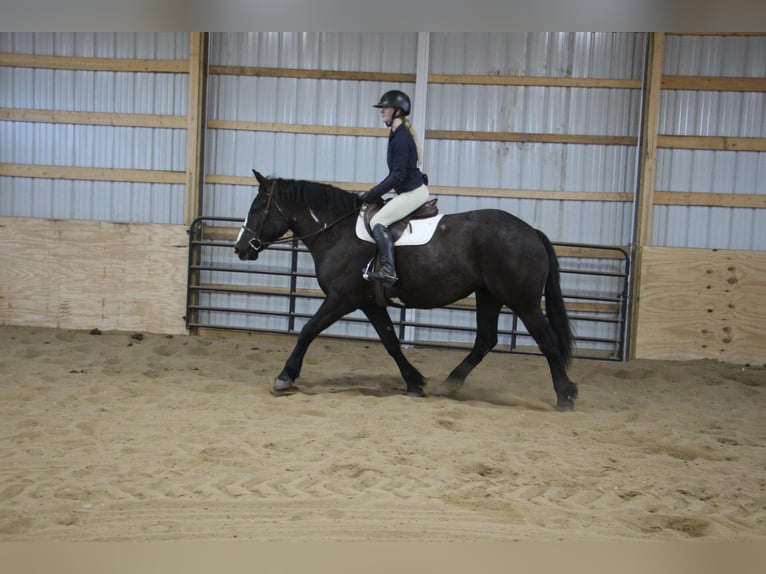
left=234, top=170, right=578, bottom=410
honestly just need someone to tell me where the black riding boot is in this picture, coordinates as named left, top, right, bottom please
left=368, top=224, right=398, bottom=287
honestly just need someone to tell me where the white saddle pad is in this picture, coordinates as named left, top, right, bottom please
left=355, top=213, right=445, bottom=246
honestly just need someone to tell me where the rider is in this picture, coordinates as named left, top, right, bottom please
left=359, top=89, right=430, bottom=287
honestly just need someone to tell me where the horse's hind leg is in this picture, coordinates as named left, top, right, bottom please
left=433, top=288, right=502, bottom=397
left=518, top=308, right=578, bottom=411
left=362, top=305, right=426, bottom=396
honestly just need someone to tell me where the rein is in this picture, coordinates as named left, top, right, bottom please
left=241, top=182, right=361, bottom=252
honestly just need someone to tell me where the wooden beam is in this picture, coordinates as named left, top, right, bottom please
left=657, top=135, right=766, bottom=152
left=0, top=107, right=186, bottom=129
left=669, top=32, right=766, bottom=36
left=208, top=65, right=642, bottom=90
left=425, top=130, right=637, bottom=146
left=428, top=74, right=641, bottom=89
left=204, top=173, right=632, bottom=202
left=629, top=32, right=665, bottom=360
left=208, top=120, right=638, bottom=147
left=654, top=191, right=766, bottom=209
left=185, top=32, right=208, bottom=227
left=430, top=186, right=632, bottom=202
left=210, top=65, right=414, bottom=83
left=662, top=75, right=766, bottom=92
left=0, top=53, right=187, bottom=73
left=0, top=163, right=184, bottom=184
left=207, top=119, right=386, bottom=138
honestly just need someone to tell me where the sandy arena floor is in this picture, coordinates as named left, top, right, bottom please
left=1, top=325, right=764, bottom=542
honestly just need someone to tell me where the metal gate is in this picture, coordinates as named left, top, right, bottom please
left=186, top=217, right=630, bottom=361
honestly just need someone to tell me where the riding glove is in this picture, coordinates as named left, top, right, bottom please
left=359, top=189, right=385, bottom=204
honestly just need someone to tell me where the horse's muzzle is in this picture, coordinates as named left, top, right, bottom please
left=233, top=234, right=262, bottom=261
left=234, top=247, right=259, bottom=261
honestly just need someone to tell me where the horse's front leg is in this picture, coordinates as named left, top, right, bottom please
left=362, top=304, right=426, bottom=396
left=273, top=296, right=354, bottom=394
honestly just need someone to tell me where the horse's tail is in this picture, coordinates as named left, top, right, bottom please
left=536, top=229, right=574, bottom=366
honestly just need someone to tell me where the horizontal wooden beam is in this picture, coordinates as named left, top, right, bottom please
left=669, top=32, right=766, bottom=36
left=207, top=119, right=386, bottom=137
left=662, top=75, right=766, bottom=92
left=210, top=65, right=414, bottom=83
left=208, top=120, right=637, bottom=147
left=428, top=74, right=641, bottom=89
left=0, top=163, right=184, bottom=184
left=0, top=53, right=188, bottom=73
left=430, top=186, right=632, bottom=202
left=654, top=191, right=766, bottom=208
left=7, top=111, right=763, bottom=154
left=0, top=107, right=186, bottom=129
left=657, top=134, right=766, bottom=152
left=210, top=64, right=641, bottom=90
left=204, top=174, right=765, bottom=209
left=425, top=129, right=637, bottom=146
left=205, top=174, right=632, bottom=202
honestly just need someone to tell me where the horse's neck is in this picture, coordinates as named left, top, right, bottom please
left=287, top=207, right=336, bottom=246
left=290, top=208, right=353, bottom=255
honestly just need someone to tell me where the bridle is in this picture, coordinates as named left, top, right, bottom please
left=240, top=181, right=291, bottom=253
left=240, top=180, right=361, bottom=253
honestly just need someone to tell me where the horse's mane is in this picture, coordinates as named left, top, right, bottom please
left=273, top=178, right=362, bottom=218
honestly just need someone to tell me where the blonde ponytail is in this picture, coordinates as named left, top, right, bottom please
left=403, top=118, right=423, bottom=166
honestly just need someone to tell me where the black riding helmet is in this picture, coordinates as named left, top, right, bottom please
left=373, top=90, right=411, bottom=117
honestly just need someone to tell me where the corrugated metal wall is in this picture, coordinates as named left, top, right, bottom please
left=427, top=33, right=645, bottom=245
left=197, top=32, right=644, bottom=350
left=0, top=32, right=189, bottom=223
left=654, top=34, right=766, bottom=250
left=199, top=33, right=420, bottom=336
left=204, top=32, right=418, bottom=213
left=5, top=33, right=762, bottom=352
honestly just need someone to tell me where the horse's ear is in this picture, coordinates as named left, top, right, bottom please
left=252, top=170, right=269, bottom=189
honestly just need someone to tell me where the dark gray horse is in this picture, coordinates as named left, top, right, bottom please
left=234, top=170, right=578, bottom=410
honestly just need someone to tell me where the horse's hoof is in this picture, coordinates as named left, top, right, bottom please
left=406, top=386, right=425, bottom=397
left=271, top=378, right=297, bottom=396
left=556, top=399, right=575, bottom=412
left=432, top=379, right=462, bottom=397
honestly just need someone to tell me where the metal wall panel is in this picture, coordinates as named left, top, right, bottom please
left=416, top=33, right=645, bottom=350
left=0, top=32, right=189, bottom=59
left=200, top=33, right=641, bottom=348
left=0, top=32, right=189, bottom=224
left=426, top=33, right=646, bottom=247
left=0, top=177, right=183, bottom=222
left=202, top=33, right=419, bottom=338
left=654, top=34, right=766, bottom=251
left=428, top=33, right=645, bottom=78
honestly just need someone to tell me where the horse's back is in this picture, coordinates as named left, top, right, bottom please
left=394, top=208, right=550, bottom=306
left=439, top=209, right=545, bottom=253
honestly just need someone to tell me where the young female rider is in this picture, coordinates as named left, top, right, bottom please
left=359, top=90, right=430, bottom=287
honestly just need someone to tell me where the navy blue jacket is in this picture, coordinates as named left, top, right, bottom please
left=368, top=123, right=424, bottom=199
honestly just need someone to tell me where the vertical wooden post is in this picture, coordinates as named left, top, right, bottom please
left=628, top=32, right=664, bottom=359
left=185, top=32, right=208, bottom=227
left=185, top=32, right=208, bottom=335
